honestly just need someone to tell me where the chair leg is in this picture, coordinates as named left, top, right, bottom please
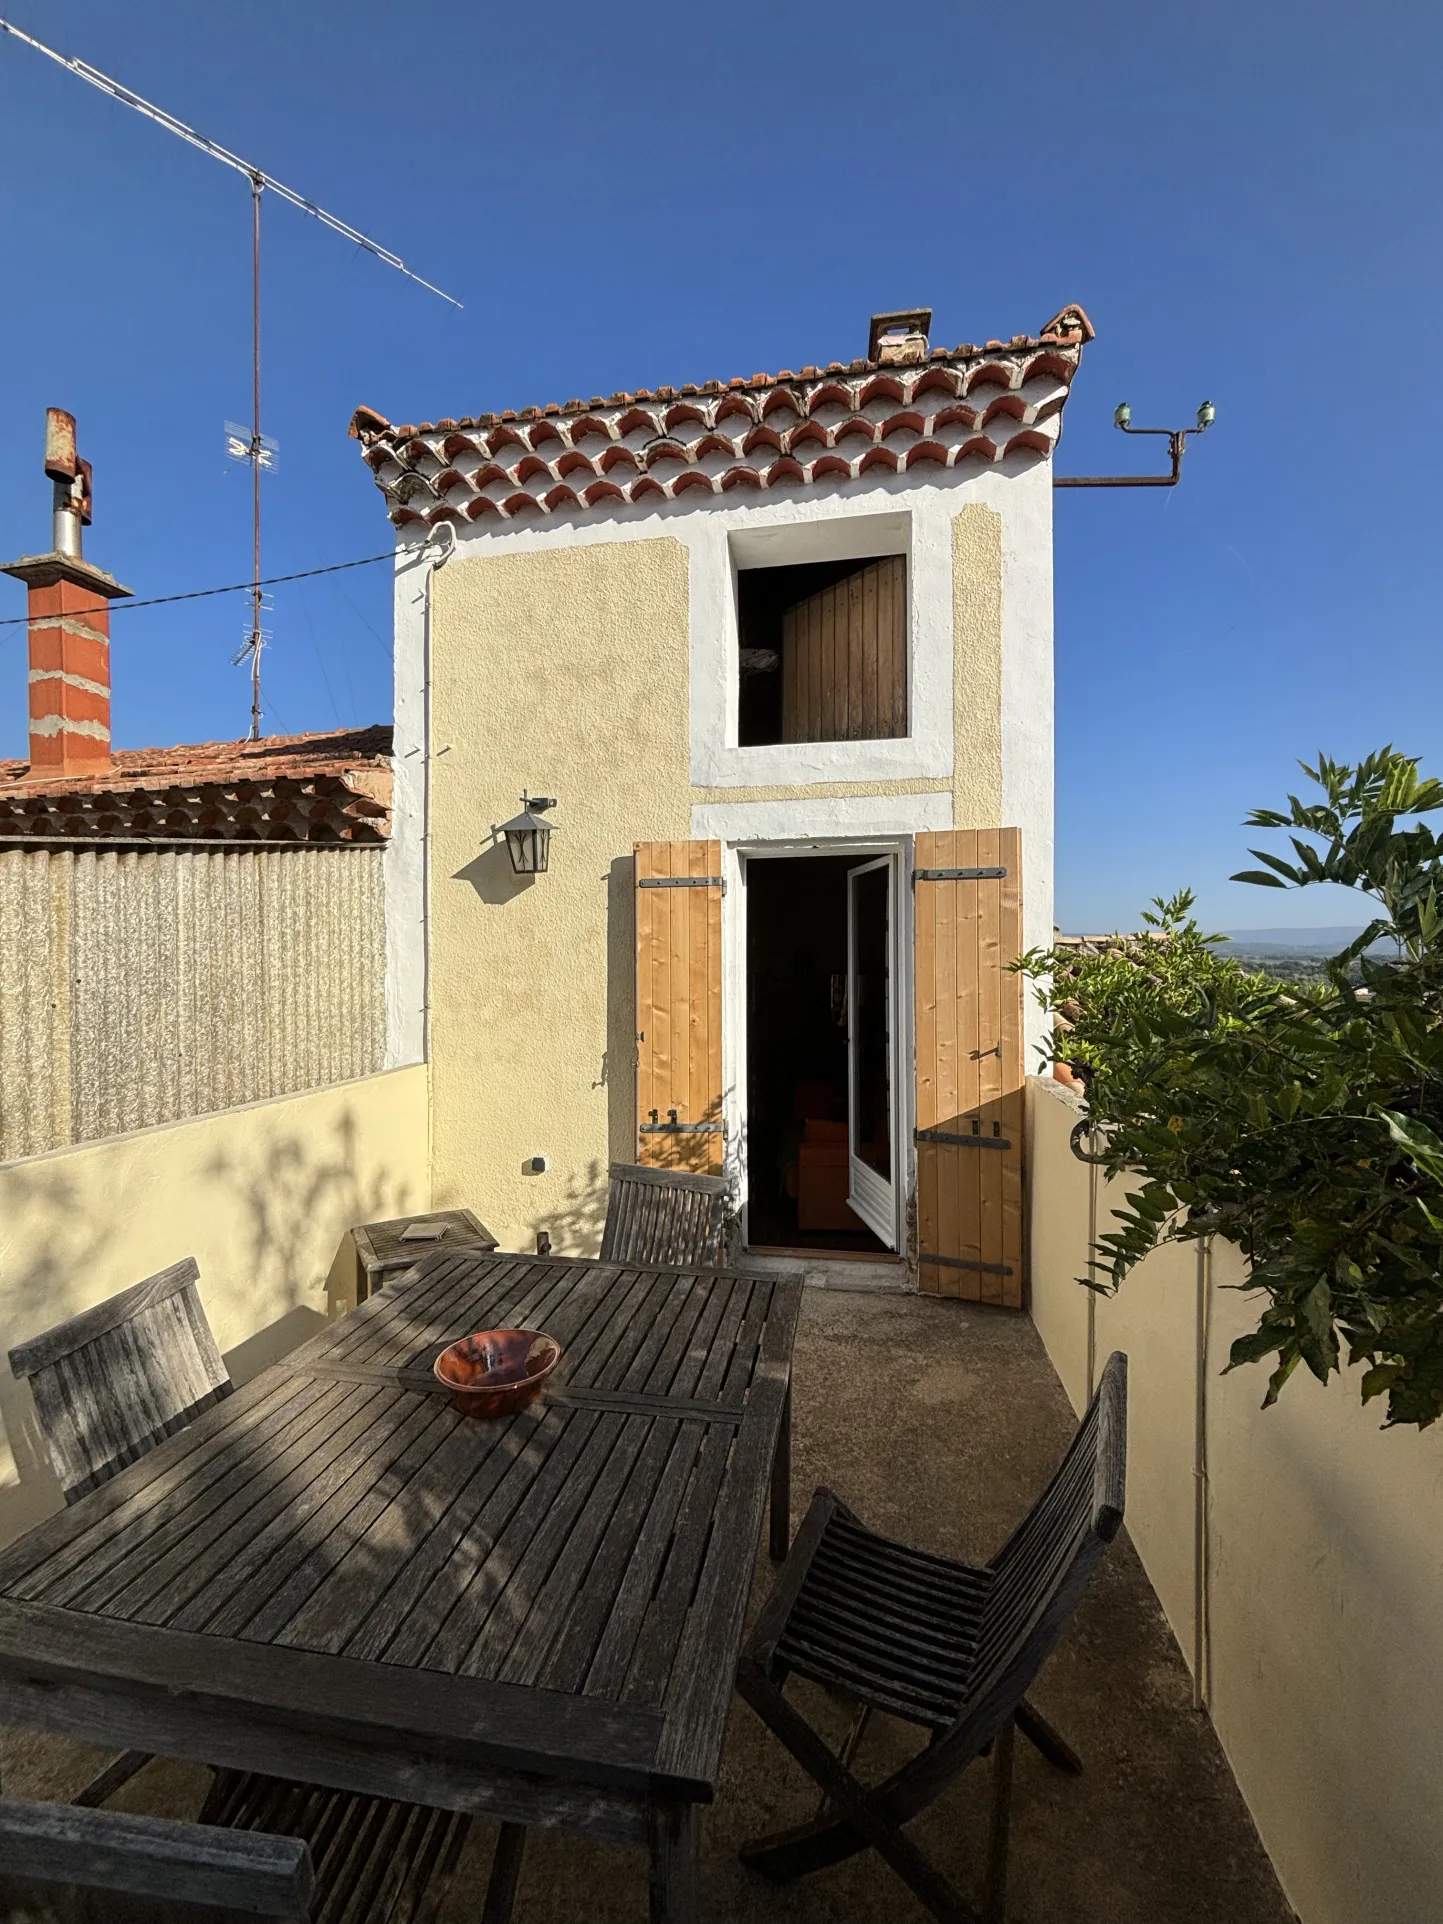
left=982, top=1718, right=1015, bottom=1924
left=736, top=1668, right=980, bottom=1924
left=1015, top=1697, right=1083, bottom=1776
left=769, top=1385, right=792, bottom=1561
left=810, top=1702, right=872, bottom=1824
left=481, top=1822, right=527, bottom=1924
left=72, top=1748, right=152, bottom=1808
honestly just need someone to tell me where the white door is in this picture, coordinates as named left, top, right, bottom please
left=846, top=856, right=898, bottom=1248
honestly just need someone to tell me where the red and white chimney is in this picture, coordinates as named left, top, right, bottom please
left=2, top=409, right=131, bottom=776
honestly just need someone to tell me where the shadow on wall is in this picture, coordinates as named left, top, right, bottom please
left=526, top=1157, right=609, bottom=1256
left=453, top=840, right=535, bottom=906
left=606, top=856, right=636, bottom=1169
left=0, top=1102, right=416, bottom=1545
left=201, top=1107, right=414, bottom=1319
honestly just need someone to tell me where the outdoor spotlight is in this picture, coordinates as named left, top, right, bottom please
left=1196, top=400, right=1216, bottom=430
left=1113, top=401, right=1132, bottom=429
left=498, top=793, right=557, bottom=875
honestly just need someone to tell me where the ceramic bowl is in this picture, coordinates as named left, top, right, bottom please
left=433, top=1328, right=562, bottom=1418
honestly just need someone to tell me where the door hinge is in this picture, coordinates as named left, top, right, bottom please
left=914, top=1128, right=1013, bottom=1151
left=919, top=1251, right=1014, bottom=1276
left=912, top=866, right=1008, bottom=884
left=641, top=1109, right=727, bottom=1135
left=638, top=876, right=726, bottom=892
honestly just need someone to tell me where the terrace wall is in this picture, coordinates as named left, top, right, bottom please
left=0, top=844, right=386, bottom=1162
left=0, top=1064, right=429, bottom=1547
left=1029, top=1074, right=1443, bottom=1924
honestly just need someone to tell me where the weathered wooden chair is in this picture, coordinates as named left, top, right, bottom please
left=0, top=1795, right=313, bottom=1923
left=736, top=1351, right=1129, bottom=1924
left=198, top=1772, right=469, bottom=1924
left=7, top=1258, right=234, bottom=1809
left=7, top=1257, right=233, bottom=1510
left=5, top=1272, right=474, bottom=1922
left=599, top=1162, right=735, bottom=1267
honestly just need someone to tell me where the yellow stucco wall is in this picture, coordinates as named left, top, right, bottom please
left=951, top=504, right=1003, bottom=827
left=428, top=540, right=692, bottom=1254
left=0, top=1065, right=429, bottom=1546
left=426, top=519, right=1007, bottom=1252
left=1029, top=1074, right=1443, bottom=1924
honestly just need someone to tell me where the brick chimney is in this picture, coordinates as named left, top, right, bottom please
left=2, top=409, right=131, bottom=776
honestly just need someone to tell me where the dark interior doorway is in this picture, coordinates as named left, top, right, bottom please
left=744, top=854, right=891, bottom=1255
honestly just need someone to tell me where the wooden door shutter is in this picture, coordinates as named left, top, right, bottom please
left=781, top=555, right=906, bottom=743
left=913, top=828, right=1025, bottom=1305
left=635, top=841, right=724, bottom=1173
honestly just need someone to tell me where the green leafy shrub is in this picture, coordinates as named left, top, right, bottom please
left=1021, top=750, right=1443, bottom=1427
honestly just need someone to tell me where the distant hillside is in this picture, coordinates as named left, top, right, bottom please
left=1221, top=927, right=1393, bottom=956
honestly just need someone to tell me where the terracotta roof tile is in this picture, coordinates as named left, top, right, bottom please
left=0, top=725, right=392, bottom=845
left=350, top=305, right=1094, bottom=530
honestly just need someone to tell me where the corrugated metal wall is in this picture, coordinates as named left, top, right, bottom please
left=0, top=846, right=386, bottom=1162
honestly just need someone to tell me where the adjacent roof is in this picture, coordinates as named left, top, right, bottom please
left=0, top=725, right=392, bottom=845
left=351, top=305, right=1094, bottom=530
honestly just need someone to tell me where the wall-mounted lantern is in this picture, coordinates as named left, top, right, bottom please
left=498, top=793, right=557, bottom=874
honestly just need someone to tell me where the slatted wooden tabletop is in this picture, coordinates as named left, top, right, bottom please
left=0, top=1252, right=801, bottom=1913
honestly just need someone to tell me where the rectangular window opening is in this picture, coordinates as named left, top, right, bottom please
left=736, top=553, right=908, bottom=747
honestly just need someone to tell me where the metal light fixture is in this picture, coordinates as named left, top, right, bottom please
left=498, top=793, right=557, bottom=874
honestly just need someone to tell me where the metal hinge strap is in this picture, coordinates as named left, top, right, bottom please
left=914, top=1129, right=1012, bottom=1150
left=912, top=866, right=1008, bottom=883
left=640, top=1122, right=727, bottom=1135
left=919, top=1252, right=1014, bottom=1276
left=638, top=876, right=725, bottom=890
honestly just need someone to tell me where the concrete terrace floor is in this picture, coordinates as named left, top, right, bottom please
left=1, top=1287, right=1295, bottom=1924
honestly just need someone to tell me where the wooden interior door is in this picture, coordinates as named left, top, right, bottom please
left=634, top=841, right=724, bottom=1173
left=782, top=555, right=906, bottom=742
left=913, top=828, right=1025, bottom=1305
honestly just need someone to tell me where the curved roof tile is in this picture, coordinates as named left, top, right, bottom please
left=350, top=305, right=1092, bottom=528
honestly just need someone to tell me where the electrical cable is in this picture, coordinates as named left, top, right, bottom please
left=0, top=551, right=400, bottom=626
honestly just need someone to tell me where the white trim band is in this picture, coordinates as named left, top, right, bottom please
left=28, top=668, right=111, bottom=699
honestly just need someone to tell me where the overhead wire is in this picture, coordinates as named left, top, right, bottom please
left=0, top=551, right=401, bottom=627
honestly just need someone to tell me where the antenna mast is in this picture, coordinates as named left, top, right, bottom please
left=0, top=17, right=460, bottom=739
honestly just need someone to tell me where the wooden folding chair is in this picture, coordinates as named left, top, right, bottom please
left=736, top=1351, right=1129, bottom=1924
left=599, top=1162, right=735, bottom=1267
left=198, top=1772, right=469, bottom=1924
left=7, top=1258, right=233, bottom=1810
left=6, top=1271, right=473, bottom=1924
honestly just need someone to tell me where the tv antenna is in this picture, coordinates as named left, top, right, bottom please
left=0, top=18, right=460, bottom=739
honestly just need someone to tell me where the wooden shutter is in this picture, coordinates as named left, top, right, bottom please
left=635, top=841, right=724, bottom=1173
left=913, top=828, right=1025, bottom=1306
left=781, top=555, right=906, bottom=742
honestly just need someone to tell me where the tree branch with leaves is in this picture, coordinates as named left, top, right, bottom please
left=1019, top=749, right=1443, bottom=1428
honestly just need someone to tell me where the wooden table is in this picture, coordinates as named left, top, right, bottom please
left=349, top=1207, right=498, bottom=1301
left=0, top=1250, right=802, bottom=1922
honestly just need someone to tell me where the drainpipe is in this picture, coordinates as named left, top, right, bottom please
left=1192, top=1236, right=1213, bottom=1711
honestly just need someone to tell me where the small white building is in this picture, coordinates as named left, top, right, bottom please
left=352, top=303, right=1094, bottom=1296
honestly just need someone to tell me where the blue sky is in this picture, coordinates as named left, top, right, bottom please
left=1, top=0, right=1438, bottom=931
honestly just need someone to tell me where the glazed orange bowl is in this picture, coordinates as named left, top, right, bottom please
left=434, top=1329, right=562, bottom=1418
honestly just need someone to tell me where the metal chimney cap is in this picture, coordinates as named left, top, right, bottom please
left=44, top=408, right=79, bottom=483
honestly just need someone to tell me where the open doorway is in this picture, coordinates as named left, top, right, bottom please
left=744, top=853, right=899, bottom=1256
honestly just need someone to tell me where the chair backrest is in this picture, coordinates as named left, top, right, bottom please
left=0, top=1797, right=313, bottom=1923
left=7, top=1259, right=232, bottom=1506
left=599, top=1163, right=734, bottom=1266
left=962, top=1350, right=1128, bottom=1743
